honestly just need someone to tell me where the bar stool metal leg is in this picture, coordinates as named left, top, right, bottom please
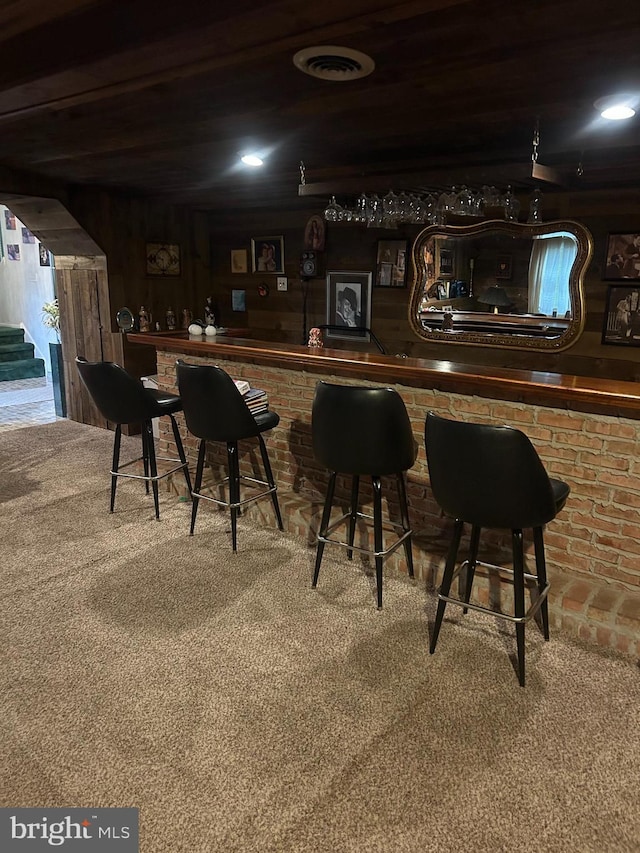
left=463, top=525, right=481, bottom=614
left=169, top=413, right=193, bottom=496
left=144, top=420, right=160, bottom=520
left=190, top=439, right=207, bottom=535
left=533, top=526, right=550, bottom=640
left=257, top=433, right=283, bottom=530
left=396, top=472, right=414, bottom=578
left=110, top=425, right=122, bottom=513
left=512, top=528, right=526, bottom=687
left=430, top=518, right=464, bottom=653
left=227, top=441, right=240, bottom=552
left=313, top=472, right=336, bottom=588
left=372, top=476, right=384, bottom=610
left=347, top=475, right=360, bottom=560
left=141, top=426, right=150, bottom=494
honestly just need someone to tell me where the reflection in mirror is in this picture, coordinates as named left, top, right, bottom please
left=408, top=219, right=593, bottom=351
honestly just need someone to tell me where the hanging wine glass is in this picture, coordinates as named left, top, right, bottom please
left=324, top=195, right=342, bottom=222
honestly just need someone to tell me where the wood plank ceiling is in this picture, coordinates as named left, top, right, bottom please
left=0, top=0, right=638, bottom=212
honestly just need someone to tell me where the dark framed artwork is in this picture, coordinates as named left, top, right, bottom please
left=251, top=236, right=284, bottom=274
left=304, top=215, right=325, bottom=252
left=375, top=239, right=407, bottom=287
left=496, top=255, right=512, bottom=279
left=603, top=233, right=640, bottom=280
left=439, top=248, right=454, bottom=277
left=602, top=284, right=640, bottom=346
left=325, top=270, right=372, bottom=342
left=146, top=243, right=180, bottom=276
left=39, top=244, right=51, bottom=266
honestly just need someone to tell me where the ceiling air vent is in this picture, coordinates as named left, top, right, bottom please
left=293, top=46, right=375, bottom=82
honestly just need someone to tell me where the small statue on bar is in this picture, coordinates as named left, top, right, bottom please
left=441, top=309, right=454, bottom=331
left=166, top=305, right=176, bottom=330
left=182, top=308, right=193, bottom=329
left=139, top=305, right=151, bottom=332
left=307, top=327, right=324, bottom=347
left=204, top=296, right=216, bottom=327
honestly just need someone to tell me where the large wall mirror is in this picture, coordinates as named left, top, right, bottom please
left=408, top=219, right=593, bottom=351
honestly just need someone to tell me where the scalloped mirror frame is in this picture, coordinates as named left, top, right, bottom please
left=408, top=219, right=593, bottom=352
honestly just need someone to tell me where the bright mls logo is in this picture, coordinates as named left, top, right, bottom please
left=0, top=809, right=138, bottom=851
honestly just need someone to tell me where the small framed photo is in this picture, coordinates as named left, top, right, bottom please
left=7, top=244, right=20, bottom=260
left=304, top=215, right=326, bottom=252
left=326, top=271, right=372, bottom=342
left=231, top=248, right=248, bottom=273
left=232, top=289, right=246, bottom=312
left=604, top=233, right=640, bottom=280
left=496, top=255, right=512, bottom=279
left=39, top=244, right=51, bottom=266
left=21, top=227, right=36, bottom=244
left=146, top=242, right=180, bottom=276
left=375, top=239, right=407, bottom=287
left=251, top=236, right=284, bottom=274
left=4, top=210, right=15, bottom=230
left=602, top=284, right=640, bottom=346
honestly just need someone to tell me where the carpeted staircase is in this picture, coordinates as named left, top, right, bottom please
left=0, top=325, right=46, bottom=381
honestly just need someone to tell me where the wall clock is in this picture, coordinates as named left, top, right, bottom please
left=146, top=242, right=180, bottom=276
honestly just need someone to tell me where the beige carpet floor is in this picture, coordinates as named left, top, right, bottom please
left=1, top=420, right=639, bottom=853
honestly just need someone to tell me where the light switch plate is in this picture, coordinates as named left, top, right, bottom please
left=277, top=276, right=288, bottom=291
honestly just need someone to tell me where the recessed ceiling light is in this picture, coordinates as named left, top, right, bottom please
left=594, top=96, right=637, bottom=120
left=241, top=154, right=264, bottom=166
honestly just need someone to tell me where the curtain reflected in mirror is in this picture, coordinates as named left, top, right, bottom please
left=408, top=220, right=593, bottom=351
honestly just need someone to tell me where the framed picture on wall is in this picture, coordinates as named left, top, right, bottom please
left=146, top=242, right=180, bottom=276
left=602, top=284, right=640, bottom=346
left=604, top=233, right=640, bottom=280
left=375, top=239, right=407, bottom=287
left=251, top=236, right=284, bottom=274
left=231, top=249, right=248, bottom=273
left=39, top=244, right=50, bottom=266
left=325, top=270, right=372, bottom=342
left=496, top=255, right=512, bottom=279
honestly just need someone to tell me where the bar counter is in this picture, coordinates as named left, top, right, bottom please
left=129, top=330, right=640, bottom=657
left=129, top=330, right=640, bottom=420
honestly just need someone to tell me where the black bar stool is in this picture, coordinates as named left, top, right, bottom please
left=176, top=360, right=283, bottom=551
left=312, top=381, right=417, bottom=609
left=76, top=357, right=192, bottom=519
left=425, top=411, right=570, bottom=686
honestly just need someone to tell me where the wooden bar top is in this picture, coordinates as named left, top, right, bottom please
left=128, top=330, right=640, bottom=420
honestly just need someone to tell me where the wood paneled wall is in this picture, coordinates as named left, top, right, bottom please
left=206, top=190, right=640, bottom=381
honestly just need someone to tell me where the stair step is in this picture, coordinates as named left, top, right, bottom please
left=0, top=358, right=46, bottom=381
left=0, top=342, right=35, bottom=362
left=0, top=325, right=25, bottom=345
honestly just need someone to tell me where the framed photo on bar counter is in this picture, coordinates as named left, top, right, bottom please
left=326, top=271, right=372, bottom=342
left=602, top=284, right=640, bottom=346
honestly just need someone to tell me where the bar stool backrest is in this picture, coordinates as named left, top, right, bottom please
left=176, top=360, right=260, bottom=441
left=76, top=357, right=156, bottom=425
left=425, top=411, right=557, bottom=530
left=312, top=381, right=416, bottom=475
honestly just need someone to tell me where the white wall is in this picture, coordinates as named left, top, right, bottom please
left=0, top=205, right=56, bottom=372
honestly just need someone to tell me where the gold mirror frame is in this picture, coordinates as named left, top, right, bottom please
left=408, top=219, right=593, bottom=351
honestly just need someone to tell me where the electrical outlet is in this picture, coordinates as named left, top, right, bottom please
left=277, top=276, right=288, bottom=291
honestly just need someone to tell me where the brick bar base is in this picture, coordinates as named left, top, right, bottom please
left=155, top=349, right=640, bottom=662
